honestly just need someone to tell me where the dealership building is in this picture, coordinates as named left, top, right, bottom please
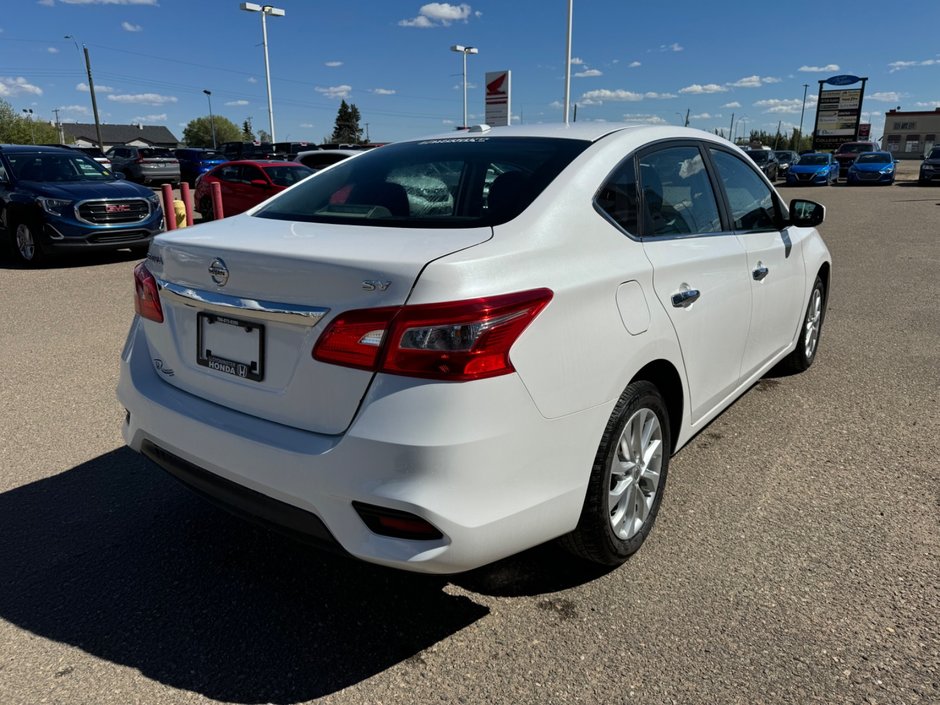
left=880, top=107, right=940, bottom=159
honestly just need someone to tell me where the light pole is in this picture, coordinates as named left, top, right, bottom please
left=563, top=0, right=573, bottom=124
left=203, top=89, right=217, bottom=149
left=450, top=45, right=478, bottom=129
left=798, top=83, right=809, bottom=150
left=65, top=36, right=104, bottom=153
left=21, top=108, right=35, bottom=143
left=240, top=2, right=285, bottom=142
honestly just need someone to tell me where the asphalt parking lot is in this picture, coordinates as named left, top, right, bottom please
left=1, top=165, right=937, bottom=705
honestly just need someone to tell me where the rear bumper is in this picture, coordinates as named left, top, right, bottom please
left=117, top=317, right=608, bottom=573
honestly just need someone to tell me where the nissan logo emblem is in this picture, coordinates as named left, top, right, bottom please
left=208, top=258, right=229, bottom=286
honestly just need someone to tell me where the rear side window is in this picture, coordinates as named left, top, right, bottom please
left=596, top=157, right=639, bottom=235
left=254, top=137, right=590, bottom=228
left=263, top=165, right=313, bottom=186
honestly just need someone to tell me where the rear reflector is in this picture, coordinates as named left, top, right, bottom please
left=313, top=288, right=553, bottom=381
left=133, top=261, right=164, bottom=323
left=353, top=502, right=444, bottom=540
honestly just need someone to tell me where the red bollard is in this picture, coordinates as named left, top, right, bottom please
left=210, top=181, right=224, bottom=220
left=160, top=184, right=176, bottom=230
left=180, top=182, right=194, bottom=227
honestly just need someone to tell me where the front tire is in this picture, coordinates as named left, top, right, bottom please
left=561, top=381, right=671, bottom=566
left=11, top=220, right=45, bottom=266
left=782, top=275, right=825, bottom=373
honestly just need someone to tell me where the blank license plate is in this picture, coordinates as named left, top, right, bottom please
left=196, top=313, right=265, bottom=382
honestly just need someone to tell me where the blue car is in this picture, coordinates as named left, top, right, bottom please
left=174, top=148, right=227, bottom=186
left=786, top=152, right=838, bottom=186
left=847, top=151, right=896, bottom=185
left=0, top=144, right=164, bottom=266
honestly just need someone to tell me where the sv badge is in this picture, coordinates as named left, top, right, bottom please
left=362, top=280, right=392, bottom=292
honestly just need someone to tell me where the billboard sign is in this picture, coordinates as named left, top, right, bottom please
left=812, top=75, right=868, bottom=151
left=485, top=70, right=511, bottom=127
left=858, top=123, right=871, bottom=139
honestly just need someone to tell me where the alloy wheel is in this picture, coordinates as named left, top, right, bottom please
left=804, top=287, right=822, bottom=359
left=15, top=224, right=36, bottom=261
left=608, top=408, right=663, bottom=540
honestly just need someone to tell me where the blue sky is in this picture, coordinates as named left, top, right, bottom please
left=2, top=0, right=939, bottom=144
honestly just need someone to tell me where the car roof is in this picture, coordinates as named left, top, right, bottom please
left=220, top=159, right=303, bottom=167
left=0, top=144, right=76, bottom=153
left=295, top=149, right=364, bottom=158
left=405, top=122, right=652, bottom=144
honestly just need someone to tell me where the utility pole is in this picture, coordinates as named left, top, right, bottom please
left=684, top=108, right=690, bottom=127
left=798, top=83, right=809, bottom=151
left=52, top=108, right=64, bottom=143
left=728, top=113, right=735, bottom=142
left=65, top=37, right=104, bottom=153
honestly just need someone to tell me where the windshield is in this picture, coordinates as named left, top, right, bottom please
left=254, top=137, right=591, bottom=228
left=8, top=151, right=113, bottom=182
left=262, top=164, right=314, bottom=187
left=774, top=151, right=794, bottom=162
left=746, top=150, right=770, bottom=163
left=799, top=155, right=830, bottom=166
left=856, top=153, right=890, bottom=164
left=928, top=148, right=940, bottom=159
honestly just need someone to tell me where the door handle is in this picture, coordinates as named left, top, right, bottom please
left=671, top=288, right=700, bottom=308
left=752, top=264, right=769, bottom=281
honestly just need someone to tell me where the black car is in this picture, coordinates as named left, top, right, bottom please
left=773, top=150, right=799, bottom=179
left=219, top=141, right=277, bottom=161
left=272, top=141, right=318, bottom=160
left=0, top=144, right=163, bottom=266
left=918, top=146, right=940, bottom=185
left=174, top=148, right=227, bottom=186
left=745, top=149, right=779, bottom=181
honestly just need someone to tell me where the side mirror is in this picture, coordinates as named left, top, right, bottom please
left=250, top=179, right=270, bottom=188
left=789, top=199, right=825, bottom=227
left=113, top=171, right=126, bottom=180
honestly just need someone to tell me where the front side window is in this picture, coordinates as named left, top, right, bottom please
left=709, top=148, right=780, bottom=232
left=638, top=146, right=721, bottom=237
left=254, top=137, right=590, bottom=228
left=263, top=165, right=313, bottom=187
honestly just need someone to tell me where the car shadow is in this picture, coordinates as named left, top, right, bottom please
left=0, top=245, right=145, bottom=270
left=0, top=447, right=488, bottom=703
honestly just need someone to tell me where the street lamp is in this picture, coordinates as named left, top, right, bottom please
left=450, top=44, right=478, bottom=129
left=203, top=89, right=217, bottom=149
left=21, top=108, right=35, bottom=143
left=65, top=35, right=104, bottom=153
left=240, top=2, right=285, bottom=142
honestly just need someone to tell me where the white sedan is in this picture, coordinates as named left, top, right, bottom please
left=118, top=124, right=831, bottom=574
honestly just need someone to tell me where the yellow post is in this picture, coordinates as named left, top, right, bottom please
left=173, top=199, right=187, bottom=229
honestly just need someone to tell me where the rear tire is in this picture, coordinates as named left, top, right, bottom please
left=561, top=381, right=671, bottom=566
left=199, top=197, right=215, bottom=221
left=781, top=275, right=825, bottom=373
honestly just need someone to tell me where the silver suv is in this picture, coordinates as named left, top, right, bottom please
left=105, top=146, right=180, bottom=186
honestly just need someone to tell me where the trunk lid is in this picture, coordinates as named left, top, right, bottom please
left=142, top=215, right=491, bottom=434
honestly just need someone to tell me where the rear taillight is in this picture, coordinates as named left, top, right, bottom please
left=133, top=262, right=164, bottom=323
left=313, top=288, right=552, bottom=381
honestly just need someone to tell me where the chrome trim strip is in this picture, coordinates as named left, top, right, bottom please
left=158, top=279, right=329, bottom=326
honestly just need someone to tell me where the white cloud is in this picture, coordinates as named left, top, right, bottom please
left=729, top=75, right=762, bottom=88
left=247, top=77, right=257, bottom=84
left=549, top=100, right=563, bottom=109
left=660, top=42, right=683, bottom=52
left=570, top=57, right=585, bottom=65
left=628, top=61, right=641, bottom=68
left=442, top=118, right=456, bottom=124
left=76, top=81, right=114, bottom=93
left=371, top=88, right=396, bottom=95
left=575, top=69, right=602, bottom=78
left=107, top=92, right=177, bottom=105
left=762, top=76, right=782, bottom=84
left=59, top=104, right=90, bottom=114
left=325, top=61, right=343, bottom=68
left=722, top=101, right=742, bottom=108
left=691, top=112, right=721, bottom=120
left=0, top=77, right=43, bottom=97
left=868, top=92, right=902, bottom=102
left=121, top=21, right=142, bottom=31
left=679, top=83, right=727, bottom=94
left=47, top=47, right=59, bottom=53
left=225, top=99, right=249, bottom=106
left=399, top=3, right=473, bottom=28
left=621, top=113, right=667, bottom=124
left=913, top=101, right=940, bottom=107
left=754, top=96, right=818, bottom=114
left=888, top=58, right=938, bottom=73
left=315, top=84, right=351, bottom=99
left=580, top=89, right=676, bottom=104
left=131, top=113, right=166, bottom=123
left=299, top=122, right=314, bottom=128
left=798, top=64, right=839, bottom=73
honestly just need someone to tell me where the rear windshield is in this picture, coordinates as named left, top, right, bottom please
left=262, top=164, right=314, bottom=186
left=774, top=151, right=794, bottom=161
left=199, top=151, right=225, bottom=160
left=856, top=153, right=890, bottom=164
left=139, top=148, right=174, bottom=158
left=253, top=137, right=590, bottom=228
left=746, top=150, right=770, bottom=163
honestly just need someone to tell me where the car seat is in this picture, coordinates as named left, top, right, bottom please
left=347, top=181, right=410, bottom=217
left=486, top=171, right=527, bottom=220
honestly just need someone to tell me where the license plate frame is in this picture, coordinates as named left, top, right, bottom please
left=196, top=312, right=265, bottom=382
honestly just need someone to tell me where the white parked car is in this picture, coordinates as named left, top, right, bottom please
left=118, top=124, right=831, bottom=574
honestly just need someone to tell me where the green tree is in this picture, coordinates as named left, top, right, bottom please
left=330, top=100, right=364, bottom=144
left=257, top=128, right=272, bottom=143
left=241, top=118, right=255, bottom=141
left=0, top=99, right=61, bottom=144
left=181, top=115, right=242, bottom=148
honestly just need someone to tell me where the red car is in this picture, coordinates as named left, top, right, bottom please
left=194, top=160, right=313, bottom=220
